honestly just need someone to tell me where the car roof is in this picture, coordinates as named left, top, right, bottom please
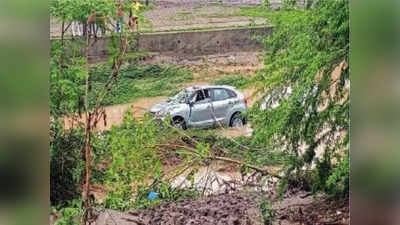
left=187, top=85, right=236, bottom=91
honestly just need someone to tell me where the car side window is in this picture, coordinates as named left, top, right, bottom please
left=212, top=88, right=230, bottom=101
left=227, top=89, right=237, bottom=98
left=195, top=89, right=211, bottom=102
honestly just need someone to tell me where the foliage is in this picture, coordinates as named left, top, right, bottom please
left=305, top=0, right=315, bottom=9
left=238, top=6, right=274, bottom=18
left=88, top=64, right=193, bottom=107
left=259, top=198, right=275, bottom=225
left=50, top=0, right=153, bottom=35
left=249, top=0, right=349, bottom=196
left=316, top=148, right=349, bottom=197
left=133, top=182, right=200, bottom=209
left=96, top=113, right=164, bottom=210
left=50, top=45, right=192, bottom=115
left=214, top=75, right=252, bottom=89
left=50, top=119, right=85, bottom=206
left=282, top=0, right=297, bottom=10
left=262, top=0, right=271, bottom=10
left=54, top=199, right=84, bottom=225
left=50, top=41, right=87, bottom=117
left=51, top=0, right=116, bottom=21
left=215, top=135, right=287, bottom=167
left=90, top=113, right=203, bottom=211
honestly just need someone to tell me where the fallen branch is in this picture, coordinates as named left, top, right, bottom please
left=154, top=143, right=282, bottom=179
left=210, top=156, right=282, bottom=179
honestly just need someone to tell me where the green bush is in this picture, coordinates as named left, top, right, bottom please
left=248, top=0, right=349, bottom=197
left=54, top=199, right=83, bottom=225
left=50, top=120, right=85, bottom=206
left=133, top=181, right=200, bottom=209
left=314, top=149, right=349, bottom=197
left=88, top=64, right=193, bottom=107
left=214, top=75, right=252, bottom=89
left=259, top=198, right=275, bottom=225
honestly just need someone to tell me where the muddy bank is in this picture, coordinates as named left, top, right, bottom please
left=272, top=191, right=349, bottom=225
left=92, top=189, right=349, bottom=225
left=94, top=193, right=263, bottom=225
left=62, top=96, right=167, bottom=132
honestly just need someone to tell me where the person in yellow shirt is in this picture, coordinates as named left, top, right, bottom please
left=132, top=1, right=142, bottom=11
left=128, top=0, right=142, bottom=32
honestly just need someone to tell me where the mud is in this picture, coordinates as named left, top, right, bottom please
left=62, top=96, right=167, bottom=132
left=272, top=191, right=349, bottom=225
left=216, top=124, right=253, bottom=137
left=94, top=193, right=263, bottom=225
left=92, top=188, right=349, bottom=225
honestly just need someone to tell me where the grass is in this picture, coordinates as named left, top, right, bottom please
left=199, top=12, right=236, bottom=19
left=237, top=6, right=273, bottom=18
left=145, top=24, right=269, bottom=34
left=214, top=75, right=252, bottom=89
left=89, top=64, right=193, bottom=106
left=171, top=12, right=195, bottom=21
left=238, top=6, right=308, bottom=19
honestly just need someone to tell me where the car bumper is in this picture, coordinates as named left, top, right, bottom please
left=149, top=111, right=168, bottom=121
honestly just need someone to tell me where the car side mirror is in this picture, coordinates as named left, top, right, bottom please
left=188, top=99, right=195, bottom=106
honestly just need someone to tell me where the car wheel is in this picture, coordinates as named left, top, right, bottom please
left=230, top=113, right=244, bottom=128
left=172, top=117, right=187, bottom=130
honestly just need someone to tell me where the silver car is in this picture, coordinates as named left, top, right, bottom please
left=149, top=85, right=248, bottom=129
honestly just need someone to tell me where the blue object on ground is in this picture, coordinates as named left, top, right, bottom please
left=148, top=191, right=159, bottom=200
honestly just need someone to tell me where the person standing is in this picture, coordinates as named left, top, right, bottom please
left=116, top=3, right=124, bottom=33
left=95, top=12, right=107, bottom=37
left=71, top=20, right=82, bottom=37
left=88, top=10, right=97, bottom=38
left=128, top=0, right=142, bottom=32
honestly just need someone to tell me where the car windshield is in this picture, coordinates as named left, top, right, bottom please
left=168, top=89, right=192, bottom=103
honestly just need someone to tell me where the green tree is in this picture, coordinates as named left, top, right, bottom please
left=250, top=0, right=349, bottom=196
left=50, top=2, right=144, bottom=222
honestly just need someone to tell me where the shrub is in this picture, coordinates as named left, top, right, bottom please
left=50, top=120, right=85, bottom=206
left=250, top=0, right=349, bottom=197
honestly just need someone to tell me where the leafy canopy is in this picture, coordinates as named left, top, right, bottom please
left=250, top=0, right=349, bottom=196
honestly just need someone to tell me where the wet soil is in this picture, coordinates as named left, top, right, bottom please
left=216, top=124, right=253, bottom=137
left=92, top=188, right=349, bottom=225
left=272, top=191, right=349, bottom=225
left=62, top=96, right=167, bottom=132
left=94, top=192, right=263, bottom=225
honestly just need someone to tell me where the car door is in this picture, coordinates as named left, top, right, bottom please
left=210, top=88, right=233, bottom=125
left=188, top=89, right=214, bottom=127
